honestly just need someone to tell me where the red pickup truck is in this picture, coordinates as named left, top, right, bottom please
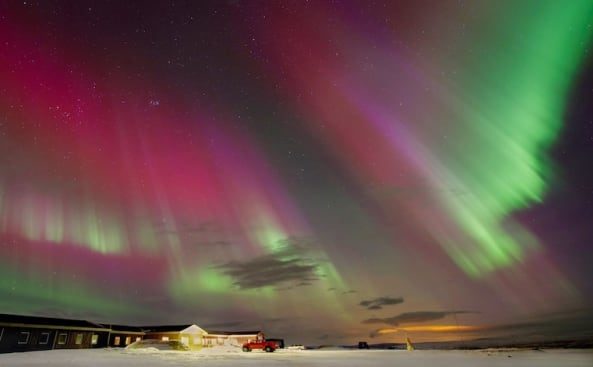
left=242, top=338, right=277, bottom=352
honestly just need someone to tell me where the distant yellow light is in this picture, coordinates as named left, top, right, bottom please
left=376, top=325, right=478, bottom=335
left=403, top=325, right=478, bottom=332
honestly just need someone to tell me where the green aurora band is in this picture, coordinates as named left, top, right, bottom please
left=434, top=1, right=593, bottom=276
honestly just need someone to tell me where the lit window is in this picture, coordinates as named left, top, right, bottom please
left=39, top=332, right=50, bottom=345
left=91, top=334, right=99, bottom=345
left=136, top=337, right=142, bottom=342
left=18, top=332, right=30, bottom=344
left=125, top=336, right=131, bottom=345
left=57, top=333, right=68, bottom=345
left=114, top=336, right=120, bottom=345
left=162, top=336, right=169, bottom=341
left=75, top=333, right=84, bottom=345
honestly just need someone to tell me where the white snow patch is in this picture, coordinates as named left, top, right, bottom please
left=0, top=348, right=592, bottom=367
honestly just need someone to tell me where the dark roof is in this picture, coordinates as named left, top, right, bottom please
left=103, top=324, right=145, bottom=332
left=0, top=314, right=262, bottom=336
left=141, top=325, right=194, bottom=332
left=0, top=313, right=107, bottom=330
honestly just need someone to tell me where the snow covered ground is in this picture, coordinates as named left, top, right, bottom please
left=0, top=348, right=592, bottom=367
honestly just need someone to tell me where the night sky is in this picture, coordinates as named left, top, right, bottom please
left=1, top=1, right=592, bottom=345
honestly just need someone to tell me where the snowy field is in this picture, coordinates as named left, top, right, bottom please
left=0, top=348, right=592, bottom=367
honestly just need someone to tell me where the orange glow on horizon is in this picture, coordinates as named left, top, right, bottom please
left=376, top=324, right=479, bottom=335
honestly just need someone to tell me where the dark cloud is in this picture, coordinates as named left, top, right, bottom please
left=215, top=236, right=324, bottom=289
left=217, top=255, right=318, bottom=289
left=482, top=308, right=593, bottom=340
left=362, top=310, right=474, bottom=326
left=327, top=288, right=357, bottom=294
left=359, top=296, right=404, bottom=310
left=368, top=308, right=593, bottom=343
left=369, top=328, right=389, bottom=338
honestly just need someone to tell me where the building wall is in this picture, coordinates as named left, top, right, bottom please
left=143, top=331, right=179, bottom=342
left=1, top=316, right=277, bottom=354
left=142, top=332, right=259, bottom=349
left=202, top=334, right=258, bottom=347
left=143, top=331, right=206, bottom=350
left=91, top=331, right=110, bottom=348
left=0, top=327, right=56, bottom=354
left=108, top=332, right=143, bottom=347
left=180, top=332, right=205, bottom=350
left=52, top=330, right=93, bottom=349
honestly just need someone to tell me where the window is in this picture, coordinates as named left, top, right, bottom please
left=91, top=334, right=99, bottom=345
left=181, top=336, right=189, bottom=346
left=114, top=336, right=120, bottom=346
left=125, top=336, right=131, bottom=345
left=0, top=328, right=4, bottom=342
left=161, top=336, right=169, bottom=341
left=75, top=333, right=83, bottom=345
left=57, top=333, right=68, bottom=345
left=39, top=332, right=50, bottom=345
left=18, top=331, right=30, bottom=344
left=136, top=337, right=142, bottom=342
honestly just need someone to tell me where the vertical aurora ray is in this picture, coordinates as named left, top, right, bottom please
left=166, top=123, right=347, bottom=305
left=0, top=11, right=348, bottom=326
left=430, top=1, right=593, bottom=276
left=1, top=1, right=591, bottom=344
left=2, top=186, right=127, bottom=254
left=258, top=0, right=593, bottom=280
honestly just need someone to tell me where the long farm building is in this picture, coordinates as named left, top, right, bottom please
left=0, top=313, right=280, bottom=354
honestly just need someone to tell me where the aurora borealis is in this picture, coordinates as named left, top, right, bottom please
left=1, top=1, right=592, bottom=345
